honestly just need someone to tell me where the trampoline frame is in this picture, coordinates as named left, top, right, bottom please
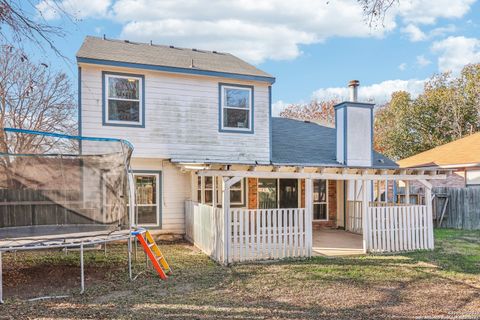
left=0, top=228, right=146, bottom=303
left=0, top=127, right=140, bottom=304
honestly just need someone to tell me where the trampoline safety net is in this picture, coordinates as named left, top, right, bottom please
left=0, top=128, right=134, bottom=239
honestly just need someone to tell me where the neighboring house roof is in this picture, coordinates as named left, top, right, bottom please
left=76, top=36, right=275, bottom=83
left=271, top=117, right=397, bottom=168
left=398, top=132, right=480, bottom=169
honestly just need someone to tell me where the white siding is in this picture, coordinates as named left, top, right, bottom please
left=80, top=64, right=271, bottom=163
left=130, top=158, right=191, bottom=234
left=335, top=108, right=344, bottom=163
left=346, top=107, right=372, bottom=167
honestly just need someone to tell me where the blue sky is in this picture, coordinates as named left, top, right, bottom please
left=27, top=0, right=480, bottom=114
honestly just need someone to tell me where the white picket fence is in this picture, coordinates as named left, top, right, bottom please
left=185, top=201, right=225, bottom=262
left=366, top=205, right=434, bottom=252
left=346, top=200, right=363, bottom=234
left=229, top=208, right=311, bottom=262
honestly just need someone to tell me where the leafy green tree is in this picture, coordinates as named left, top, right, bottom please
left=375, top=64, right=480, bottom=160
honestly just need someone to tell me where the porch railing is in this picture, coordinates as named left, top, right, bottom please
left=366, top=205, right=433, bottom=252
left=229, top=208, right=311, bottom=262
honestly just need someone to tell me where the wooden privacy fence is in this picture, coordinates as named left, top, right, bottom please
left=229, top=208, right=311, bottom=262
left=366, top=205, right=434, bottom=252
left=185, top=201, right=225, bottom=263
left=433, top=187, right=480, bottom=230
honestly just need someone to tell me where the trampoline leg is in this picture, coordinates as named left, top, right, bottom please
left=80, top=243, right=85, bottom=294
left=0, top=251, right=4, bottom=304
left=104, top=243, right=107, bottom=256
left=128, top=236, right=132, bottom=281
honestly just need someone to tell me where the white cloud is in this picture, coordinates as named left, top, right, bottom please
left=312, top=79, right=426, bottom=105
left=396, top=0, right=475, bottom=25
left=272, top=100, right=289, bottom=116
left=398, top=63, right=407, bottom=71
left=402, top=24, right=427, bottom=42
left=36, top=0, right=476, bottom=64
left=416, top=55, right=431, bottom=67
left=432, top=36, right=480, bottom=73
left=37, top=0, right=111, bottom=20
left=113, top=0, right=393, bottom=63
left=274, top=79, right=426, bottom=116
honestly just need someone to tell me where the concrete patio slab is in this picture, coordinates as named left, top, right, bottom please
left=312, top=228, right=365, bottom=257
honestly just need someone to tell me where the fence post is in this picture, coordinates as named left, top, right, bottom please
left=425, top=185, right=434, bottom=249
left=362, top=180, right=369, bottom=253
left=305, top=178, right=313, bottom=257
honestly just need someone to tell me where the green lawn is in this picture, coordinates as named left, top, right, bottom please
left=1, top=229, right=479, bottom=319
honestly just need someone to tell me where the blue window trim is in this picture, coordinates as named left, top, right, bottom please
left=132, top=170, right=162, bottom=229
left=218, top=83, right=254, bottom=134
left=78, top=57, right=275, bottom=84
left=102, top=71, right=146, bottom=128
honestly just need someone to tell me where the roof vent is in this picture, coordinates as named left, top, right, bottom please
left=150, top=40, right=153, bottom=46
left=213, top=50, right=218, bottom=54
left=103, top=34, right=106, bottom=40
left=124, top=40, right=130, bottom=43
left=304, top=120, right=310, bottom=123
left=192, top=48, right=198, bottom=52
left=169, top=45, right=174, bottom=48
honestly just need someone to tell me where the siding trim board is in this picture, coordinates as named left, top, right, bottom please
left=102, top=71, right=146, bottom=128
left=218, top=83, right=255, bottom=134
left=78, top=57, right=276, bottom=84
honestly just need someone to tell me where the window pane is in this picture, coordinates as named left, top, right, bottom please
left=231, top=180, right=242, bottom=190
left=231, top=190, right=242, bottom=203
left=313, top=179, right=327, bottom=202
left=205, top=190, right=213, bottom=204
left=135, top=176, right=156, bottom=205
left=137, top=206, right=157, bottom=224
left=108, top=100, right=140, bottom=122
left=258, top=178, right=277, bottom=209
left=225, top=88, right=249, bottom=109
left=313, top=203, right=327, bottom=220
left=109, top=77, right=139, bottom=100
left=205, top=177, right=213, bottom=189
left=224, top=108, right=249, bottom=129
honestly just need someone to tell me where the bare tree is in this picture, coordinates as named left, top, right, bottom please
left=279, top=99, right=338, bottom=126
left=357, top=0, right=399, bottom=26
left=0, top=0, right=72, bottom=56
left=0, top=45, right=76, bottom=154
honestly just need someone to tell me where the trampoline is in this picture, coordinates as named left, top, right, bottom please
left=0, top=128, right=141, bottom=302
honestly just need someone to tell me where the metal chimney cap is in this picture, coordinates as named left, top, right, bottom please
left=348, top=80, right=360, bottom=87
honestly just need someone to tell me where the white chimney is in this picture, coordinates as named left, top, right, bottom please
left=335, top=80, right=374, bottom=167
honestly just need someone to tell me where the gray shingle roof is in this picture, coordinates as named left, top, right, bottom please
left=272, top=117, right=398, bottom=168
left=77, top=36, right=274, bottom=81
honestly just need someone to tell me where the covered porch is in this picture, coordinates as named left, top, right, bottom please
left=182, top=164, right=446, bottom=265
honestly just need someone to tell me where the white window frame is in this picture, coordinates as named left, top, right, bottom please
left=220, top=84, right=253, bottom=132
left=133, top=172, right=160, bottom=227
left=105, top=74, right=143, bottom=126
left=313, top=179, right=329, bottom=221
left=230, top=178, right=245, bottom=205
left=197, top=176, right=245, bottom=206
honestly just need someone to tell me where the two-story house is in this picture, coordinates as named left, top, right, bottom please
left=77, top=36, right=445, bottom=264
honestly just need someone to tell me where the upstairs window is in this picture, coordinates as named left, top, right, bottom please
left=103, top=72, right=144, bottom=127
left=219, top=84, right=253, bottom=133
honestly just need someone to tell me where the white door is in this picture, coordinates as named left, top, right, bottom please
left=133, top=172, right=160, bottom=226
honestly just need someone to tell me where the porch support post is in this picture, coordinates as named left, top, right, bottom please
left=405, top=180, right=410, bottom=205
left=384, top=179, right=388, bottom=203
left=305, top=178, right=313, bottom=257
left=419, top=179, right=434, bottom=249
left=222, top=176, right=242, bottom=265
left=362, top=180, right=369, bottom=253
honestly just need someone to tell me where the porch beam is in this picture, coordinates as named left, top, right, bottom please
left=197, top=170, right=446, bottom=181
